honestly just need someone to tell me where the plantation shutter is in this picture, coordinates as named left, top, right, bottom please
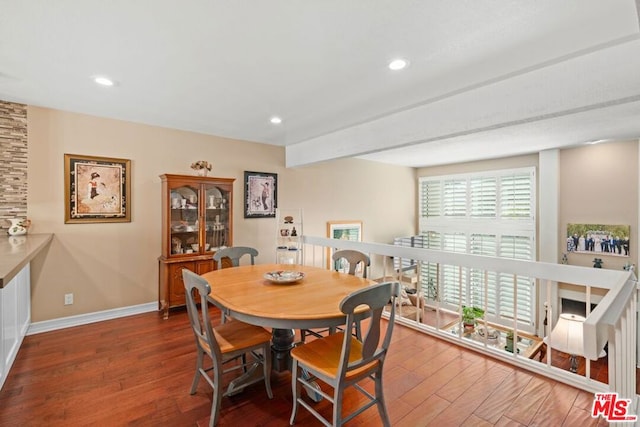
left=500, top=174, right=533, bottom=219
left=418, top=167, right=536, bottom=329
left=443, top=179, right=466, bottom=217
left=419, top=231, right=441, bottom=300
left=469, top=234, right=497, bottom=314
left=470, top=177, right=497, bottom=218
left=441, top=232, right=467, bottom=306
left=420, top=180, right=441, bottom=218
left=498, top=235, right=534, bottom=323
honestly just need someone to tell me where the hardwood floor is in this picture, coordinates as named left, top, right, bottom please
left=0, top=308, right=610, bottom=426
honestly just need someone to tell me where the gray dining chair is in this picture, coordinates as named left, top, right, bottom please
left=212, top=246, right=259, bottom=323
left=331, top=249, right=370, bottom=278
left=301, top=249, right=370, bottom=342
left=212, top=246, right=258, bottom=270
left=290, top=281, right=400, bottom=427
left=182, top=269, right=273, bottom=427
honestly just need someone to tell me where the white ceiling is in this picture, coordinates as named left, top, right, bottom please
left=1, top=1, right=639, bottom=168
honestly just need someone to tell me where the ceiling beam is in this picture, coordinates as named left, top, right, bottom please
left=286, top=37, right=640, bottom=168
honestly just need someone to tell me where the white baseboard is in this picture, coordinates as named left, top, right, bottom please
left=27, top=302, right=158, bottom=335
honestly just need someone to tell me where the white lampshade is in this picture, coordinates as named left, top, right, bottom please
left=549, top=313, right=586, bottom=356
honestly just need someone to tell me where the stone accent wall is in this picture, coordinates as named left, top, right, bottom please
left=0, top=100, right=28, bottom=230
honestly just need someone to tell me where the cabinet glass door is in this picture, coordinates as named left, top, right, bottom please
left=169, top=184, right=199, bottom=255
left=204, top=184, right=230, bottom=251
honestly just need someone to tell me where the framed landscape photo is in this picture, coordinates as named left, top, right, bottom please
left=326, top=220, right=363, bottom=270
left=244, top=171, right=277, bottom=218
left=64, top=154, right=131, bottom=223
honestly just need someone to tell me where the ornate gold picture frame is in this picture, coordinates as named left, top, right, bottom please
left=64, top=154, right=131, bottom=223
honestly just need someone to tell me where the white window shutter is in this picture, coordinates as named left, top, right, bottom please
left=419, top=167, right=536, bottom=328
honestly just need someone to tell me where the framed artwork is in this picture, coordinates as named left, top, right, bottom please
left=566, top=223, right=630, bottom=257
left=326, top=220, right=363, bottom=270
left=64, top=154, right=131, bottom=223
left=244, top=171, right=277, bottom=218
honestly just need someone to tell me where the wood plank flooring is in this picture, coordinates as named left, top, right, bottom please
left=0, top=308, right=611, bottom=426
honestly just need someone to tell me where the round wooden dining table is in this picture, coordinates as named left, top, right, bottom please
left=200, top=263, right=372, bottom=371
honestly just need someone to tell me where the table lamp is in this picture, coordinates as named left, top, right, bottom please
left=549, top=313, right=586, bottom=373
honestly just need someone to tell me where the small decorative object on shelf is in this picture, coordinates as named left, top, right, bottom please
left=505, top=330, right=515, bottom=353
left=190, top=160, right=212, bottom=176
left=276, top=208, right=303, bottom=264
left=561, top=253, right=568, bottom=264
left=593, top=257, right=603, bottom=268
left=6, top=218, right=31, bottom=236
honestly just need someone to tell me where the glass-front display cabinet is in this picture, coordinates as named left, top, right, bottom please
left=158, top=174, right=234, bottom=318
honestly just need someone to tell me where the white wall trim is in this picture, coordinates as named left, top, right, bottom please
left=27, top=302, right=158, bottom=335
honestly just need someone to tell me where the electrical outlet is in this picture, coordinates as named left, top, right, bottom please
left=64, top=293, right=74, bottom=305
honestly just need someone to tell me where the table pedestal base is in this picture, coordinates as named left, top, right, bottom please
left=271, top=328, right=295, bottom=372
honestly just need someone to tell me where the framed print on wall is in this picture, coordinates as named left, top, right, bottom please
left=64, top=154, right=131, bottom=223
left=244, top=171, right=277, bottom=218
left=566, top=223, right=630, bottom=257
left=326, top=220, right=363, bottom=270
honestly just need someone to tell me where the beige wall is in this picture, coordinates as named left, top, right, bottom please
left=27, top=107, right=415, bottom=321
left=24, top=105, right=637, bottom=322
left=559, top=140, right=639, bottom=270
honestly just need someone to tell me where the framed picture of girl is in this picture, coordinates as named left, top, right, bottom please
left=64, top=154, right=131, bottom=223
left=244, top=171, right=277, bottom=218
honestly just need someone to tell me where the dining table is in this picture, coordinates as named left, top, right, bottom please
left=200, top=263, right=373, bottom=372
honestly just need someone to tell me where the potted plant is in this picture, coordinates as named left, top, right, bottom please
left=462, top=306, right=484, bottom=331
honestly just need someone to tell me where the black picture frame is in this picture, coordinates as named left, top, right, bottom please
left=244, top=171, right=277, bottom=218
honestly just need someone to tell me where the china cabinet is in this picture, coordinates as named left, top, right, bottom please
left=275, top=208, right=303, bottom=264
left=158, top=174, right=234, bottom=318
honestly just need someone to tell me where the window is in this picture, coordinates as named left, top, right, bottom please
left=418, top=168, right=536, bottom=330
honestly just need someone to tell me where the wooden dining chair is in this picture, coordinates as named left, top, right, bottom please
left=182, top=269, right=273, bottom=427
left=212, top=246, right=258, bottom=270
left=300, top=249, right=371, bottom=342
left=290, top=281, right=400, bottom=427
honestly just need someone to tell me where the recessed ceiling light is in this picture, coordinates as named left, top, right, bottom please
left=93, top=76, right=115, bottom=86
left=388, top=58, right=409, bottom=71
left=270, top=116, right=282, bottom=124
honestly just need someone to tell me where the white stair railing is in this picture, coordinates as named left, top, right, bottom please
left=301, top=235, right=638, bottom=409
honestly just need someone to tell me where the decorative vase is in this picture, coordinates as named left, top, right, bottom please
left=197, top=169, right=208, bottom=177
left=7, top=218, right=31, bottom=236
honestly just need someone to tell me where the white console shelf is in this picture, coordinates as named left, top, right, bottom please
left=275, top=208, right=303, bottom=265
left=0, top=233, right=53, bottom=390
left=0, top=263, right=31, bottom=389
